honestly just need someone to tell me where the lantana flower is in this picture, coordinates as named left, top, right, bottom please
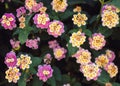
left=72, top=12, right=88, bottom=27
left=80, top=63, right=101, bottom=81
left=70, top=31, right=86, bottom=48
left=89, top=33, right=106, bottom=50
left=72, top=48, right=91, bottom=65
left=16, top=7, right=26, bottom=18
left=105, top=49, right=115, bottom=62
left=51, top=0, right=68, bottom=12
left=37, top=64, right=53, bottom=82
left=4, top=51, right=17, bottom=68
left=47, top=20, right=65, bottom=38
left=17, top=54, right=32, bottom=70
left=0, top=13, right=16, bottom=30
left=10, top=39, right=20, bottom=50
left=5, top=67, right=21, bottom=83
left=33, top=13, right=50, bottom=29
left=48, top=40, right=59, bottom=49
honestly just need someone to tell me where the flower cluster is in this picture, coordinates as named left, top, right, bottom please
left=73, top=6, right=82, bottom=13
left=0, top=13, right=16, bottom=30
left=72, top=48, right=91, bottom=65
left=80, top=63, right=101, bottom=81
left=47, top=20, right=65, bottom=38
left=51, top=0, right=68, bottom=12
left=17, top=54, right=32, bottom=70
left=48, top=40, right=67, bottom=61
left=101, top=5, right=119, bottom=29
left=44, top=53, right=52, bottom=64
left=33, top=13, right=50, bottom=29
left=16, top=7, right=26, bottom=18
left=89, top=33, right=106, bottom=50
left=26, top=37, right=40, bottom=49
left=72, top=12, right=88, bottom=27
left=70, top=31, right=86, bottom=48
left=37, top=64, right=53, bottom=82
left=10, top=39, right=20, bottom=51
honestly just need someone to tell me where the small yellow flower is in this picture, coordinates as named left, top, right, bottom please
left=105, top=82, right=112, bottom=86
left=40, top=6, right=47, bottom=13
left=73, top=6, right=82, bottom=13
left=19, top=16, right=25, bottom=23
left=17, top=54, right=32, bottom=70
left=95, top=54, right=109, bottom=68
left=72, top=12, right=88, bottom=27
left=70, top=31, right=86, bottom=48
left=102, top=11, right=119, bottom=29
left=5, top=67, right=21, bottom=83
left=37, top=14, right=49, bottom=25
left=19, top=22, right=25, bottom=29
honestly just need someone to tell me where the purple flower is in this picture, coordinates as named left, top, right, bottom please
left=4, top=51, right=17, bottom=68
left=48, top=40, right=59, bottom=49
left=16, top=7, right=26, bottom=18
left=37, top=64, right=53, bottom=82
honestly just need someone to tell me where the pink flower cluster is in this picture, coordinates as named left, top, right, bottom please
left=16, top=7, right=26, bottom=18
left=25, top=0, right=43, bottom=13
left=0, top=13, right=16, bottom=30
left=44, top=53, right=52, bottom=64
left=33, top=13, right=50, bottom=29
left=47, top=20, right=65, bottom=38
left=48, top=40, right=67, bottom=61
left=25, top=38, right=40, bottom=49
left=37, top=64, right=53, bottom=82
left=4, top=51, right=17, bottom=68
left=10, top=39, right=20, bottom=50
left=89, top=33, right=106, bottom=50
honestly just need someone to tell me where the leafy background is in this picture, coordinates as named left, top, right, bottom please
left=0, top=0, right=120, bottom=86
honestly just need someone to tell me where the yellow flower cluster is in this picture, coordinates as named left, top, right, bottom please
left=51, top=0, right=68, bottom=12
left=26, top=0, right=36, bottom=10
left=76, top=50, right=91, bottom=64
left=72, top=13, right=88, bottom=27
left=95, top=54, right=109, bottom=68
left=73, top=6, right=82, bottom=13
left=106, top=63, right=118, bottom=78
left=70, top=31, right=86, bottom=48
left=54, top=49, right=64, bottom=58
left=5, top=67, right=21, bottom=83
left=17, top=54, right=32, bottom=70
left=40, top=6, right=47, bottom=13
left=81, top=63, right=101, bottom=81
left=37, top=14, right=49, bottom=25
left=102, top=11, right=119, bottom=29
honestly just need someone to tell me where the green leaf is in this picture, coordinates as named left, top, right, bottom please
left=47, top=77, right=56, bottom=86
left=68, top=29, right=79, bottom=34
left=68, top=0, right=85, bottom=5
left=29, top=67, right=37, bottom=74
left=61, top=75, right=71, bottom=84
left=83, top=29, right=92, bottom=37
left=53, top=66, right=62, bottom=81
left=31, top=57, right=42, bottom=67
left=97, top=70, right=110, bottom=84
left=25, top=14, right=34, bottom=25
left=18, top=30, right=29, bottom=44
left=18, top=73, right=27, bottom=86
left=32, top=76, right=43, bottom=86
left=109, top=0, right=120, bottom=9
left=67, top=43, right=78, bottom=57
left=112, top=82, right=120, bottom=86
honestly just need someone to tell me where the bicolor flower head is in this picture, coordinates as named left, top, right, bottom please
left=51, top=0, right=68, bottom=12
left=53, top=47, right=67, bottom=61
left=37, top=64, right=53, bottom=82
left=47, top=20, right=65, bottom=38
left=102, top=4, right=120, bottom=13
left=72, top=48, right=91, bottom=65
left=80, top=63, right=101, bottom=81
left=73, top=6, right=82, bottom=13
left=17, top=54, right=32, bottom=70
left=70, top=31, right=86, bottom=48
left=0, top=13, right=16, bottom=30
left=10, top=39, right=20, bottom=50
left=4, top=51, right=17, bottom=68
left=101, top=11, right=119, bottom=29
left=5, top=67, right=21, bottom=83
left=95, top=54, right=109, bottom=68
left=26, top=38, right=40, bottom=49
left=105, top=49, right=115, bottom=62
left=32, top=2, right=43, bottom=13
left=72, top=12, right=88, bottom=27
left=48, top=40, right=59, bottom=49
left=33, top=13, right=50, bottom=29
left=104, top=62, right=118, bottom=78
left=16, top=7, right=26, bottom=18
left=89, top=33, right=106, bottom=50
